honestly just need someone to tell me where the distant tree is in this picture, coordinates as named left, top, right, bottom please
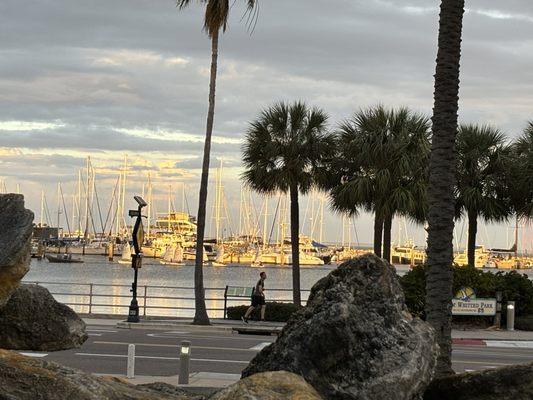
left=327, top=105, right=430, bottom=262
left=425, top=0, right=466, bottom=376
left=242, top=102, right=333, bottom=306
left=176, top=0, right=258, bottom=325
left=456, top=124, right=511, bottom=267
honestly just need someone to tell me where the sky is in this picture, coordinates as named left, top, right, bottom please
left=1, top=0, right=533, bottom=249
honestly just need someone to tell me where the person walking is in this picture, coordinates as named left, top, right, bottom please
left=242, top=271, right=267, bottom=323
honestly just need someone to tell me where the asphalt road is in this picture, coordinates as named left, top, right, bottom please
left=19, top=323, right=533, bottom=377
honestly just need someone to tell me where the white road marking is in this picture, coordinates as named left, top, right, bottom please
left=87, top=329, right=118, bottom=333
left=249, top=342, right=270, bottom=350
left=94, top=340, right=263, bottom=352
left=88, top=333, right=103, bottom=337
left=75, top=352, right=249, bottom=364
left=146, top=333, right=188, bottom=338
left=485, top=341, right=533, bottom=349
left=19, top=352, right=48, bottom=358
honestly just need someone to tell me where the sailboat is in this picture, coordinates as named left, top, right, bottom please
left=117, top=243, right=132, bottom=265
left=160, top=244, right=185, bottom=266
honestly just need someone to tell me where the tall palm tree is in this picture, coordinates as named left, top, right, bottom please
left=508, top=122, right=533, bottom=219
left=456, top=124, right=510, bottom=267
left=425, top=0, right=466, bottom=375
left=242, top=102, right=332, bottom=306
left=176, top=0, right=258, bottom=325
left=328, top=105, right=430, bottom=262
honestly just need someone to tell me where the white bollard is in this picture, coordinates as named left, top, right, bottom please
left=127, top=344, right=135, bottom=378
left=507, top=301, right=515, bottom=331
left=178, top=340, right=191, bottom=385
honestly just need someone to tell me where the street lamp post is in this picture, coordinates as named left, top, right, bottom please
left=127, top=196, right=147, bottom=323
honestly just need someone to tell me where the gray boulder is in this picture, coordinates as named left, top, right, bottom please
left=424, top=362, right=533, bottom=400
left=0, top=284, right=88, bottom=351
left=242, top=254, right=438, bottom=400
left=0, top=194, right=33, bottom=309
left=0, top=349, right=199, bottom=400
left=210, top=371, right=324, bottom=400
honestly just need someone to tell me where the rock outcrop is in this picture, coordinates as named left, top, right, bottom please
left=424, top=363, right=533, bottom=400
left=0, top=194, right=33, bottom=309
left=0, top=284, right=88, bottom=351
left=242, top=254, right=438, bottom=400
left=0, top=349, right=200, bottom=400
left=211, top=371, right=323, bottom=400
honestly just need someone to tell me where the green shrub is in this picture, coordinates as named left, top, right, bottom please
left=226, top=302, right=302, bottom=322
left=516, top=315, right=533, bottom=331
left=400, top=265, right=533, bottom=318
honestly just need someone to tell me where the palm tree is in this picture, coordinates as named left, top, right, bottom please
left=328, top=105, right=430, bottom=262
left=425, top=0, right=466, bottom=375
left=242, top=102, right=332, bottom=306
left=456, top=124, right=510, bottom=267
left=176, top=0, right=258, bottom=325
left=508, top=122, right=533, bottom=219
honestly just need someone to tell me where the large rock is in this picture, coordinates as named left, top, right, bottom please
left=0, top=284, right=88, bottom=351
left=242, top=254, right=438, bottom=400
left=0, top=194, right=33, bottom=309
left=424, top=362, right=533, bottom=400
left=210, top=371, right=323, bottom=400
left=0, top=349, right=199, bottom=400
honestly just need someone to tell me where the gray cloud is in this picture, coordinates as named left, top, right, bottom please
left=1, top=0, right=532, bottom=247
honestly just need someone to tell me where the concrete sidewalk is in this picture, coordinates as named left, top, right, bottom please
left=452, top=328, right=533, bottom=341
left=107, top=318, right=284, bottom=332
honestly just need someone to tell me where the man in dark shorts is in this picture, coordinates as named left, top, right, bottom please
left=242, top=271, right=267, bottom=323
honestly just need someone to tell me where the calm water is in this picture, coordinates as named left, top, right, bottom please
left=27, top=256, right=531, bottom=318
left=24, top=256, right=358, bottom=318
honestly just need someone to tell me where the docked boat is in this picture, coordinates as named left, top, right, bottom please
left=391, top=241, right=426, bottom=266
left=454, top=246, right=489, bottom=268
left=117, top=243, right=133, bottom=265
left=45, top=253, right=83, bottom=263
left=160, top=244, right=185, bottom=266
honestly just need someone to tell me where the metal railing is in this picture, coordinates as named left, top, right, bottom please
left=22, top=281, right=311, bottom=318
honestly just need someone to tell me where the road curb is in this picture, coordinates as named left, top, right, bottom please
left=116, top=321, right=235, bottom=332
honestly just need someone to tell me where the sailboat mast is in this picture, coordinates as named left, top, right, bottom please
left=262, top=197, right=268, bottom=250
left=147, top=173, right=152, bottom=238
left=515, top=215, right=519, bottom=257
left=56, top=182, right=61, bottom=239
left=168, top=184, right=171, bottom=231
left=40, top=190, right=45, bottom=226
left=83, top=157, right=90, bottom=242
left=120, top=154, right=127, bottom=237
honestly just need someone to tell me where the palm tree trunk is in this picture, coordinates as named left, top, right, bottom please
left=290, top=184, right=301, bottom=306
left=193, top=30, right=220, bottom=325
left=425, top=0, right=465, bottom=376
left=382, top=214, right=393, bottom=262
left=467, top=209, right=478, bottom=267
left=373, top=216, right=383, bottom=258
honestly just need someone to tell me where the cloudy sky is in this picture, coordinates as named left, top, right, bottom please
left=1, top=0, right=533, bottom=249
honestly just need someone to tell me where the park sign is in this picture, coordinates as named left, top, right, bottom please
left=452, top=287, right=496, bottom=316
left=452, top=298, right=497, bottom=316
left=452, top=298, right=496, bottom=316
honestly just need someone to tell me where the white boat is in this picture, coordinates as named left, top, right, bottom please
left=117, top=243, right=132, bottom=265
left=160, top=244, right=185, bottom=266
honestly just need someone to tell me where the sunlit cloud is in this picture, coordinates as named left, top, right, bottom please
left=0, top=120, right=65, bottom=131
left=471, top=9, right=533, bottom=24
left=115, top=127, right=242, bottom=145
